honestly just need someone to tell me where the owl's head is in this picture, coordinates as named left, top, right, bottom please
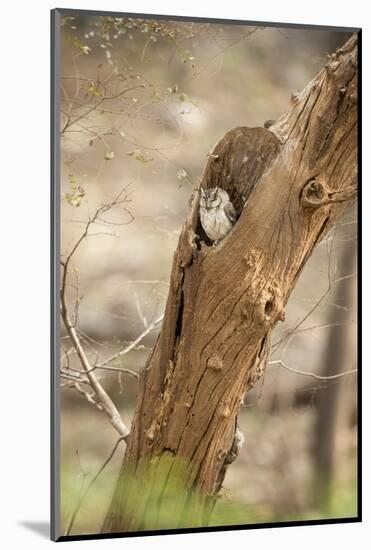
left=200, top=187, right=227, bottom=210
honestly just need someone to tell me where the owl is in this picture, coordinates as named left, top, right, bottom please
left=199, top=187, right=236, bottom=244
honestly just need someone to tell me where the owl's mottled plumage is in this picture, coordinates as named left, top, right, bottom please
left=199, top=187, right=236, bottom=243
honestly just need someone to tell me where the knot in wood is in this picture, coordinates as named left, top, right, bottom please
left=219, top=404, right=231, bottom=418
left=255, top=283, right=283, bottom=329
left=240, top=304, right=250, bottom=321
left=207, top=354, right=224, bottom=371
left=301, top=179, right=329, bottom=209
left=145, top=425, right=156, bottom=442
left=278, top=310, right=286, bottom=322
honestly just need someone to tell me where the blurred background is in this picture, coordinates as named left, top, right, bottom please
left=59, top=15, right=357, bottom=535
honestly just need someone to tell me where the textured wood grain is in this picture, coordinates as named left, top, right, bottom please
left=103, top=33, right=358, bottom=533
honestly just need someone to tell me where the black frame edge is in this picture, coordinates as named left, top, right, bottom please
left=51, top=7, right=61, bottom=543
left=56, top=516, right=361, bottom=542
left=356, top=27, right=362, bottom=523
left=53, top=7, right=361, bottom=33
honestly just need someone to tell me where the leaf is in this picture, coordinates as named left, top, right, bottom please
left=105, top=151, right=115, bottom=161
left=127, top=150, right=153, bottom=163
left=177, top=168, right=188, bottom=180
left=64, top=188, right=85, bottom=207
left=64, top=176, right=85, bottom=207
left=68, top=174, right=78, bottom=187
left=71, top=36, right=91, bottom=55
left=87, top=82, right=102, bottom=97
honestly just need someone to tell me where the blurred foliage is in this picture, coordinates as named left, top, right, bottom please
left=63, top=174, right=85, bottom=207
left=62, top=14, right=207, bottom=68
left=61, top=453, right=357, bottom=535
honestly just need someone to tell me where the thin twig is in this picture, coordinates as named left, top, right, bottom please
left=269, top=359, right=357, bottom=381
left=60, top=372, right=89, bottom=383
left=64, top=436, right=127, bottom=536
left=272, top=273, right=357, bottom=350
left=97, top=314, right=163, bottom=368
left=94, top=365, right=139, bottom=379
left=133, top=290, right=148, bottom=328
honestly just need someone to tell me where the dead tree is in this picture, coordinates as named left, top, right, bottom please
left=103, top=34, right=358, bottom=532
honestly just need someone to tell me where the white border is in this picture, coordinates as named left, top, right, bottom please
left=1, top=1, right=368, bottom=548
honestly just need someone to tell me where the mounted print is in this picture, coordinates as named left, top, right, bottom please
left=51, top=8, right=361, bottom=542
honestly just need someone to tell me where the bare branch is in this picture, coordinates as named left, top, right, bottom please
left=66, top=362, right=139, bottom=380
left=97, top=314, right=163, bottom=368
left=60, top=291, right=129, bottom=436
left=93, top=365, right=139, bottom=379
left=72, top=382, right=104, bottom=411
left=61, top=78, right=146, bottom=134
left=60, top=371, right=89, bottom=384
left=134, top=290, right=148, bottom=328
left=122, top=280, right=170, bottom=286
left=272, top=273, right=357, bottom=351
left=60, top=194, right=133, bottom=437
left=269, top=359, right=357, bottom=381
left=60, top=188, right=132, bottom=310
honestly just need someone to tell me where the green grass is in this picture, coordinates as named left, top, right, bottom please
left=60, top=456, right=358, bottom=536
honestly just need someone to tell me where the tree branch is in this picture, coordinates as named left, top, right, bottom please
left=269, top=360, right=357, bottom=381
left=60, top=192, right=133, bottom=437
left=97, top=314, right=163, bottom=368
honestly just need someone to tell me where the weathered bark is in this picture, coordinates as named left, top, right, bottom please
left=103, top=34, right=358, bottom=533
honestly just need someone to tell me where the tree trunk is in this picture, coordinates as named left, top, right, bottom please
left=312, top=237, right=357, bottom=509
left=103, top=34, right=358, bottom=533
